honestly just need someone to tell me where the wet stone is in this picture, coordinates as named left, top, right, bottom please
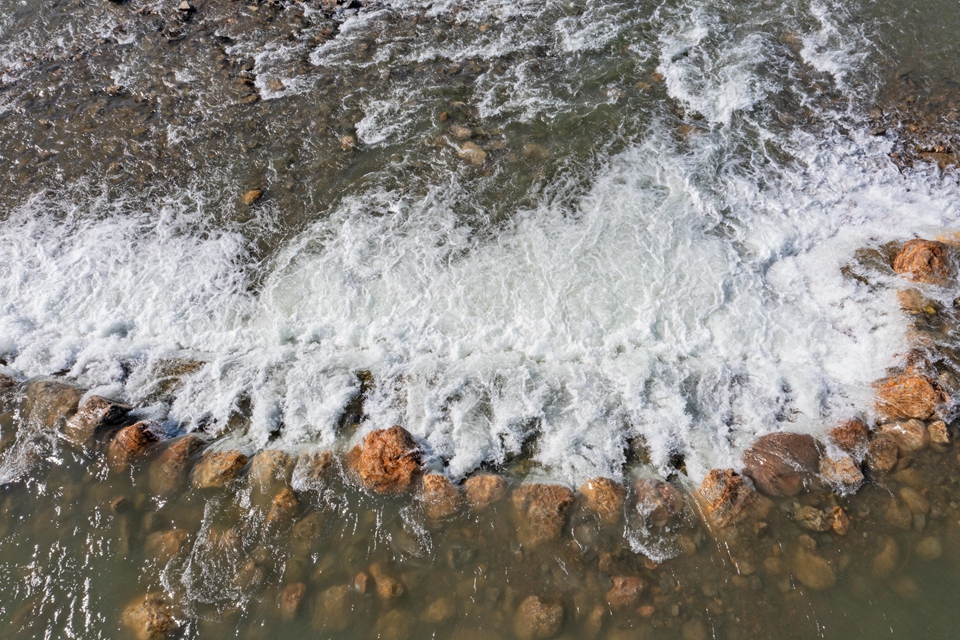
left=579, top=477, right=626, bottom=526
left=872, top=537, right=900, bottom=578
left=22, top=380, right=85, bottom=431
left=792, top=505, right=831, bottom=532
left=145, top=529, right=188, bottom=561
left=899, top=487, right=930, bottom=515
left=830, top=506, right=851, bottom=535
left=421, top=473, right=461, bottom=520
left=697, top=468, right=761, bottom=528
left=819, top=454, right=864, bottom=493
left=351, top=425, right=422, bottom=494
left=313, top=585, right=354, bottom=632
left=293, top=449, right=334, bottom=488
left=928, top=420, right=950, bottom=444
left=278, top=582, right=306, bottom=620
left=792, top=547, right=835, bottom=590
left=742, top=432, right=821, bottom=496
left=107, top=421, right=160, bottom=471
left=149, top=434, right=205, bottom=494
left=121, top=594, right=177, bottom=640
left=458, top=141, right=487, bottom=165
left=370, top=562, right=405, bottom=600
left=866, top=435, right=899, bottom=473
left=879, top=419, right=930, bottom=452
left=64, top=395, right=131, bottom=446
left=828, top=418, right=870, bottom=457
left=241, top=189, right=262, bottom=205
left=422, top=596, right=456, bottom=624
left=247, top=449, right=293, bottom=492
left=514, top=595, right=564, bottom=640
left=632, top=478, right=684, bottom=527
left=511, top=484, right=576, bottom=546
left=190, top=450, right=248, bottom=489
left=374, top=609, right=414, bottom=640
left=885, top=499, right=913, bottom=530
left=265, top=487, right=299, bottom=529
left=892, top=239, right=952, bottom=284
left=606, top=576, right=646, bottom=610
left=464, top=473, right=508, bottom=510
left=874, top=375, right=948, bottom=421
left=916, top=536, right=943, bottom=560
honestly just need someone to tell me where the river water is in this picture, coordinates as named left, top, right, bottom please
left=1, top=0, right=960, bottom=637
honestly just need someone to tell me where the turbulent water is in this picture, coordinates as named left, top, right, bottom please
left=2, top=0, right=960, bottom=637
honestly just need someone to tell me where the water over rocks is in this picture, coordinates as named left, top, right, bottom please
left=579, top=477, right=626, bottom=526
left=511, top=484, right=576, bottom=546
left=874, top=374, right=949, bottom=421
left=190, top=450, right=249, bottom=489
left=741, top=432, right=822, bottom=496
left=514, top=595, right=564, bottom=640
left=349, top=425, right=422, bottom=494
left=121, top=594, right=177, bottom=640
left=63, top=394, right=131, bottom=447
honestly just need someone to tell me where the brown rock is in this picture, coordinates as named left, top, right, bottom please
left=742, top=432, right=821, bottom=496
left=149, top=434, right=205, bottom=494
left=792, top=547, right=835, bottom=590
left=63, top=394, right=130, bottom=446
left=511, top=484, right=576, bottom=546
left=884, top=499, right=913, bottom=530
left=632, top=478, right=684, bottom=527
left=421, top=473, right=461, bottom=520
left=421, top=596, right=456, bottom=624
left=818, top=454, right=863, bottom=492
left=928, top=420, right=950, bottom=444
left=897, top=288, right=939, bottom=315
left=144, top=529, right=188, bottom=561
left=279, top=582, right=306, bottom=620
left=22, top=380, right=84, bottom=431
left=872, top=537, right=899, bottom=578
left=605, top=576, right=646, bottom=610
left=874, top=375, right=948, bottom=421
left=696, top=469, right=761, bottom=528
left=353, top=571, right=369, bottom=594
left=370, top=563, right=405, bottom=600
left=108, top=421, right=160, bottom=471
left=353, top=426, right=422, bottom=494
left=190, top=450, right=248, bottom=489
left=458, top=141, right=487, bottom=165
left=121, top=594, right=177, bottom=640
left=514, top=595, right=563, bottom=640
left=579, top=477, right=626, bottom=525
left=828, top=419, right=869, bottom=456
left=293, top=449, right=334, bottom=487
left=866, top=435, right=899, bottom=473
left=464, top=473, right=508, bottom=509
left=247, top=449, right=293, bottom=492
left=879, top=420, right=930, bottom=452
left=374, top=610, right=414, bottom=640
left=241, top=189, right=263, bottom=206
left=899, top=487, right=930, bottom=515
left=830, top=507, right=851, bottom=535
left=892, top=239, right=951, bottom=284
left=792, top=505, right=831, bottom=532
left=266, top=487, right=299, bottom=529
left=916, top=537, right=943, bottom=561
left=312, top=585, right=355, bottom=632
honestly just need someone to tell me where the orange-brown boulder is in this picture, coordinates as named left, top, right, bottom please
left=108, top=421, right=160, bottom=471
left=818, top=454, right=863, bottom=493
left=579, top=477, right=626, bottom=526
left=696, top=469, right=761, bottom=528
left=121, top=594, right=177, bottom=640
left=605, top=576, right=646, bottom=610
left=511, top=484, right=575, bottom=546
left=741, top=432, right=821, bottom=496
left=278, top=582, right=306, bottom=620
left=464, top=473, right=508, bottom=510
left=22, top=380, right=84, bottom=432
left=149, top=434, right=205, bottom=494
left=878, top=420, right=930, bottom=451
left=514, top=595, right=563, bottom=640
left=265, top=487, right=299, bottom=530
left=190, top=450, right=248, bottom=489
left=247, top=449, right=293, bottom=492
left=421, top=474, right=461, bottom=520
left=632, top=479, right=684, bottom=527
left=352, top=426, right=422, bottom=494
left=63, top=394, right=130, bottom=446
left=892, top=239, right=951, bottom=284
left=370, top=562, right=405, bottom=600
left=828, top=419, right=869, bottom=457
left=874, top=374, right=948, bottom=421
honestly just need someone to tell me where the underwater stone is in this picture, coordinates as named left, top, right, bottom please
left=605, top=576, right=646, bottom=610
left=421, top=596, right=456, bottom=624
left=697, top=468, right=762, bottom=528
left=514, top=595, right=563, bottom=640
left=866, top=435, right=899, bottom=473
left=370, top=562, right=405, bottom=600
left=107, top=421, right=160, bottom=471
left=464, top=473, right=508, bottom=510
left=247, top=449, right=293, bottom=492
left=579, top=477, right=626, bottom=526
left=899, top=487, right=930, bottom=515
left=819, top=454, right=864, bottom=492
left=879, top=419, right=930, bottom=452
left=792, top=547, right=835, bottom=590
left=266, top=487, right=299, bottom=529
left=916, top=536, right=943, bottom=561
left=872, top=536, right=900, bottom=578
left=632, top=478, right=685, bottom=527
left=742, top=432, right=821, bottom=496
left=511, top=484, right=576, bottom=546
left=22, top=380, right=85, bottom=433
left=190, top=450, right=248, bottom=489
left=278, top=582, right=306, bottom=620
left=421, top=473, right=461, bottom=520
left=121, top=594, right=177, bottom=640
left=149, top=434, right=205, bottom=494
left=312, top=585, right=355, bottom=632
left=928, top=420, right=950, bottom=444
left=63, top=394, right=131, bottom=446
left=144, top=529, right=188, bottom=561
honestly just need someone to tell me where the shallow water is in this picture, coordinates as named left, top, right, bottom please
left=2, top=0, right=960, bottom=636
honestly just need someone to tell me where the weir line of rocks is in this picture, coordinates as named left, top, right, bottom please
left=1, top=235, right=960, bottom=639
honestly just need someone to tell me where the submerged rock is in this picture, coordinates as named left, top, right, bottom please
left=742, top=432, right=821, bottom=496
left=828, top=419, right=869, bottom=457
left=579, top=477, right=626, bottom=526
left=421, top=597, right=456, bottom=624
left=351, top=426, right=422, bottom=494
left=511, top=484, right=576, bottom=546
left=899, top=487, right=930, bottom=515
left=928, top=420, right=951, bottom=444
left=916, top=536, right=943, bottom=561
left=190, top=450, right=248, bottom=489
left=829, top=507, right=851, bottom=536
left=792, top=505, right=831, bottom=532
left=247, top=449, right=293, bottom=492
left=421, top=473, right=461, bottom=520
left=121, top=594, right=177, bottom=640
left=892, top=239, right=952, bottom=284
left=241, top=189, right=263, bottom=206
left=697, top=469, right=762, bottom=528
left=874, top=375, right=948, bottom=421
left=374, top=610, right=414, bottom=640
left=293, top=449, right=334, bottom=487
left=312, top=585, right=355, bottom=632
left=866, top=435, right=899, bottom=473
left=266, top=487, right=299, bottom=529
left=370, top=562, right=405, bottom=601
left=872, top=537, right=900, bottom=578
left=792, top=547, right=835, bottom=590
left=278, top=582, right=306, bottom=620
left=819, top=454, right=864, bottom=492
left=879, top=420, right=930, bottom=452
left=63, top=394, right=131, bottom=447
left=107, top=421, right=160, bottom=471
left=632, top=478, right=684, bottom=527
left=464, top=473, right=508, bottom=510
left=514, top=595, right=563, bottom=640
left=605, top=576, right=646, bottom=610
left=145, top=529, right=188, bottom=561
left=458, top=141, right=487, bottom=165
left=149, top=434, right=205, bottom=494
left=22, top=380, right=85, bottom=431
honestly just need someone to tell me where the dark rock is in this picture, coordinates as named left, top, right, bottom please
left=145, top=529, right=188, bottom=561
left=370, top=562, right=405, bottom=600
left=892, top=239, right=951, bottom=284
left=511, top=484, right=575, bottom=546
left=579, top=477, right=626, bottom=526
left=22, top=380, right=84, bottom=431
left=121, top=594, right=177, bottom=640
left=878, top=419, right=930, bottom=451
left=632, top=478, right=684, bottom=527
left=464, top=473, right=508, bottom=510
left=108, top=421, right=160, bottom=471
left=866, top=435, right=899, bottom=473
left=741, top=432, right=821, bottom=496
left=190, top=450, right=248, bottom=489
left=312, top=585, right=355, bottom=632
left=696, top=469, right=762, bottom=528
left=827, top=419, right=869, bottom=457
left=63, top=394, right=131, bottom=447
left=149, top=434, right=205, bottom=494
left=279, top=582, right=306, bottom=620
left=514, top=595, right=563, bottom=640
left=265, top=487, right=299, bottom=529
left=874, top=374, right=948, bottom=421
left=605, top=576, right=646, bottom=610
left=421, top=473, right=461, bottom=520
left=350, top=426, right=422, bottom=494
